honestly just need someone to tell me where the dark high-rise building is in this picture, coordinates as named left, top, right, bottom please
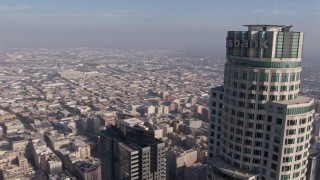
left=306, top=152, right=320, bottom=180
left=207, top=25, right=314, bottom=180
left=100, top=114, right=166, bottom=180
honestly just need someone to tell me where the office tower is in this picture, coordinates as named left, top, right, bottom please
left=207, top=25, right=315, bottom=180
left=100, top=114, right=166, bottom=180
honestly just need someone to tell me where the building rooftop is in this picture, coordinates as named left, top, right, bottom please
left=49, top=170, right=73, bottom=180
left=275, top=96, right=313, bottom=106
left=211, top=85, right=224, bottom=92
left=122, top=118, right=144, bottom=127
left=243, top=24, right=293, bottom=32
left=243, top=24, right=288, bottom=27
left=308, top=152, right=320, bottom=159
left=75, top=158, right=101, bottom=173
left=48, top=154, right=61, bottom=163
left=185, top=162, right=206, bottom=173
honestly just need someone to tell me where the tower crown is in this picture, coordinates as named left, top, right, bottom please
left=243, top=24, right=292, bottom=32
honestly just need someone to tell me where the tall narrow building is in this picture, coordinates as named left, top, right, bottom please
left=100, top=114, right=166, bottom=180
left=207, top=25, right=315, bottom=180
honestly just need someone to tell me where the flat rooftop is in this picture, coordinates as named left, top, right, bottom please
left=211, top=85, right=224, bottom=92
left=49, top=171, right=73, bottom=179
left=309, top=152, right=320, bottom=159
left=122, top=118, right=144, bottom=127
left=243, top=24, right=293, bottom=32
left=243, top=24, right=287, bottom=27
left=274, top=96, right=313, bottom=106
left=75, top=158, right=101, bottom=172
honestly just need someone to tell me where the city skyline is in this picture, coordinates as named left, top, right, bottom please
left=0, top=0, right=320, bottom=56
left=0, top=1, right=320, bottom=180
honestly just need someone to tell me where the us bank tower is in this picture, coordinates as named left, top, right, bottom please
left=207, top=25, right=314, bottom=180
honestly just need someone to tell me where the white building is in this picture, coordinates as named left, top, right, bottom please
left=207, top=25, right=314, bottom=180
left=145, top=106, right=156, bottom=115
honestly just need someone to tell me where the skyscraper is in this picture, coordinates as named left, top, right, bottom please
left=207, top=25, right=315, bottom=180
left=100, top=114, right=166, bottom=180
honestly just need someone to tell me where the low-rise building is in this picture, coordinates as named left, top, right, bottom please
left=74, top=158, right=101, bottom=180
left=167, top=148, right=198, bottom=178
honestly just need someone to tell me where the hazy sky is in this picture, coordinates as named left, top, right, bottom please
left=0, top=0, right=319, bottom=54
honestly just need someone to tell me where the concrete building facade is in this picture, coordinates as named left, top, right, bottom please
left=207, top=25, right=314, bottom=180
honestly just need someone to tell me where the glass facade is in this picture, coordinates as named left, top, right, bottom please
left=286, top=105, right=313, bottom=115
left=260, top=72, right=269, bottom=82
left=271, top=73, right=280, bottom=82
left=281, top=73, right=289, bottom=82
left=290, top=73, right=296, bottom=82
left=276, top=32, right=301, bottom=58
left=276, top=32, right=284, bottom=58
left=257, top=31, right=266, bottom=58
left=249, top=72, right=257, bottom=81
